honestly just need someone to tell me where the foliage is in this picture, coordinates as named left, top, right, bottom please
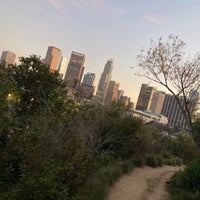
left=144, top=154, right=163, bottom=167
left=145, top=154, right=158, bottom=167
left=163, top=157, right=182, bottom=166
left=168, top=159, right=200, bottom=200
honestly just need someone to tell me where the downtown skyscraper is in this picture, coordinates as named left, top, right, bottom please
left=82, top=73, right=95, bottom=85
left=64, top=51, right=85, bottom=89
left=43, top=46, right=62, bottom=71
left=136, top=83, right=156, bottom=111
left=161, top=91, right=199, bottom=130
left=58, top=56, right=67, bottom=79
left=149, top=90, right=166, bottom=114
left=96, top=59, right=113, bottom=104
left=77, top=72, right=96, bottom=99
left=104, top=80, right=119, bottom=105
left=0, top=51, right=16, bottom=65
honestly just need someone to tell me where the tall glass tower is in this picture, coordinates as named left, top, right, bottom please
left=96, top=59, right=113, bottom=103
left=64, top=51, right=85, bottom=89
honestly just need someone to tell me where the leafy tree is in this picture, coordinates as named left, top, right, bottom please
left=137, top=35, right=200, bottom=132
left=0, top=55, right=83, bottom=199
left=8, top=55, right=66, bottom=116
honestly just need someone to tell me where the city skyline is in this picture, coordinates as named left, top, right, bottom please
left=2, top=0, right=200, bottom=103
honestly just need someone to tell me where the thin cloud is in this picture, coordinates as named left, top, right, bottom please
left=144, top=15, right=167, bottom=25
left=110, top=6, right=127, bottom=16
left=67, top=0, right=127, bottom=16
left=67, top=0, right=82, bottom=8
left=48, top=0, right=63, bottom=9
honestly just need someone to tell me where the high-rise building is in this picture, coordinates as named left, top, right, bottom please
left=77, top=72, right=96, bottom=99
left=149, top=91, right=166, bottom=114
left=44, top=46, right=61, bottom=71
left=82, top=72, right=95, bottom=85
left=189, top=90, right=199, bottom=118
left=161, top=91, right=199, bottom=130
left=0, top=51, right=16, bottom=65
left=161, top=94, right=186, bottom=130
left=58, top=56, right=67, bottom=79
left=136, top=83, right=156, bottom=111
left=128, top=101, right=135, bottom=111
left=96, top=59, right=113, bottom=103
left=77, top=84, right=95, bottom=99
left=119, top=96, right=130, bottom=106
left=104, top=80, right=119, bottom=105
left=118, top=90, right=124, bottom=100
left=64, top=51, right=85, bottom=89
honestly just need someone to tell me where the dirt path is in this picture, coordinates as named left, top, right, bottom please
left=107, top=165, right=182, bottom=200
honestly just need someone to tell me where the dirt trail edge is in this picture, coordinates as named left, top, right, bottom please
left=107, top=165, right=182, bottom=200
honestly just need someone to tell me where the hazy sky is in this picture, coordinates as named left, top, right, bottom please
left=1, top=0, right=200, bottom=103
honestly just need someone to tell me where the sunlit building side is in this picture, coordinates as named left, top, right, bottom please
left=149, top=90, right=166, bottom=114
left=0, top=51, right=16, bottom=65
left=96, top=59, right=113, bottom=104
left=104, top=80, right=119, bottom=105
left=58, top=56, right=67, bottom=79
left=136, top=83, right=156, bottom=111
left=44, top=46, right=62, bottom=71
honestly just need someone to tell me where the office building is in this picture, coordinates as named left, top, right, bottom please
left=0, top=51, right=16, bottom=65
left=118, top=90, right=124, bottom=100
left=161, top=91, right=199, bottom=130
left=161, top=94, right=186, bottom=130
left=189, top=90, right=199, bottom=118
left=104, top=80, right=119, bottom=105
left=64, top=51, right=85, bottom=89
left=118, top=95, right=130, bottom=106
left=136, top=83, right=156, bottom=111
left=77, top=84, right=95, bottom=99
left=78, top=72, right=96, bottom=99
left=58, top=56, right=67, bottom=79
left=82, top=72, right=95, bottom=85
left=128, top=101, right=135, bottom=111
left=44, top=46, right=61, bottom=71
left=96, top=59, right=113, bottom=103
left=149, top=91, right=166, bottom=114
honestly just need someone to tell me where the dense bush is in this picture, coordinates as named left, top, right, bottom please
left=163, top=157, right=182, bottom=166
left=168, top=159, right=200, bottom=200
left=145, top=154, right=158, bottom=167
left=144, top=154, right=163, bottom=167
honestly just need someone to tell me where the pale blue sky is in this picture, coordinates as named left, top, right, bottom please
left=1, top=0, right=200, bottom=103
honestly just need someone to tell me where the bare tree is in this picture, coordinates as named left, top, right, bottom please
left=136, top=35, right=200, bottom=132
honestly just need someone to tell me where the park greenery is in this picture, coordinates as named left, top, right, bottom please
left=0, top=54, right=199, bottom=200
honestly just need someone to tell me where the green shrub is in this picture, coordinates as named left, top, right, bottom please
left=119, top=160, right=134, bottom=173
left=174, top=157, right=183, bottom=166
left=168, top=159, right=200, bottom=200
left=133, top=157, right=144, bottom=167
left=163, top=157, right=183, bottom=166
left=156, top=155, right=163, bottom=167
left=145, top=154, right=158, bottom=167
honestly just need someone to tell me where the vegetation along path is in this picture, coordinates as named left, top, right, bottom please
left=107, top=165, right=182, bottom=200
